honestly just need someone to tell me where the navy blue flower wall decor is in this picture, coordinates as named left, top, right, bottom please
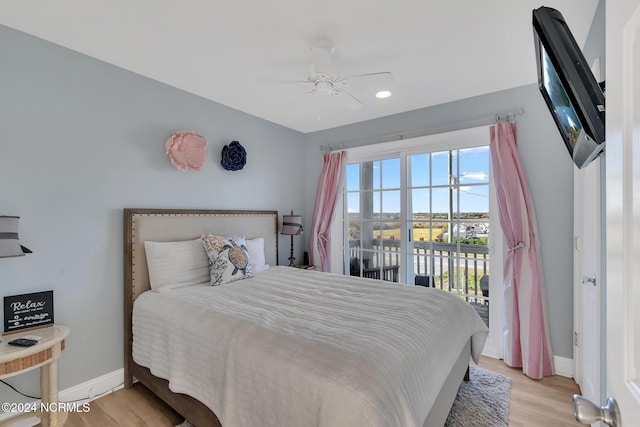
left=221, top=140, right=247, bottom=171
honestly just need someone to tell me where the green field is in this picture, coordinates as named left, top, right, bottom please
left=379, top=227, right=446, bottom=241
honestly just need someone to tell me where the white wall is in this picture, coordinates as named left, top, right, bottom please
left=0, top=25, right=305, bottom=398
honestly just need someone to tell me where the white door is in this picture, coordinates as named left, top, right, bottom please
left=603, top=0, right=640, bottom=423
left=574, top=157, right=602, bottom=412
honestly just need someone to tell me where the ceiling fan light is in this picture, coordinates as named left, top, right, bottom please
left=375, top=90, right=392, bottom=99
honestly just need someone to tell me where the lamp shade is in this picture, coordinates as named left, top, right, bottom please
left=0, top=216, right=31, bottom=258
left=281, top=214, right=303, bottom=236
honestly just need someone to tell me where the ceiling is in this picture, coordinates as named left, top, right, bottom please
left=0, top=0, right=599, bottom=134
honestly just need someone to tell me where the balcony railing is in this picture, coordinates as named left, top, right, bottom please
left=348, top=239, right=490, bottom=305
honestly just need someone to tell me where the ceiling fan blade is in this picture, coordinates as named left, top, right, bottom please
left=343, top=72, right=394, bottom=87
left=308, top=63, right=317, bottom=81
left=334, top=89, right=363, bottom=110
left=257, top=78, right=312, bottom=86
left=310, top=46, right=333, bottom=75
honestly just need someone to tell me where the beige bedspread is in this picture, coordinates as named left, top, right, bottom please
left=132, top=266, right=488, bottom=427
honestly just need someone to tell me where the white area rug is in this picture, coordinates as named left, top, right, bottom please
left=176, top=365, right=511, bottom=427
left=444, top=365, right=511, bottom=427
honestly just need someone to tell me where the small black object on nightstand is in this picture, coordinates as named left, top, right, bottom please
left=8, top=338, right=38, bottom=347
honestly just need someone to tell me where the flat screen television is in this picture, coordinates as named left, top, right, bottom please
left=533, top=6, right=605, bottom=169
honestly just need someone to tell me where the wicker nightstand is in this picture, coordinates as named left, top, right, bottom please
left=0, top=325, right=69, bottom=427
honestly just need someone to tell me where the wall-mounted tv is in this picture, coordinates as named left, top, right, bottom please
left=533, top=6, right=605, bottom=169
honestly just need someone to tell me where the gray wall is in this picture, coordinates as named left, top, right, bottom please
left=0, top=25, right=304, bottom=398
left=302, top=85, right=576, bottom=359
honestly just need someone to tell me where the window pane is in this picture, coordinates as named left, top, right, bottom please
left=410, top=188, right=430, bottom=217
left=382, top=158, right=400, bottom=189
left=348, top=220, right=361, bottom=242
left=432, top=187, right=450, bottom=216
left=410, top=153, right=430, bottom=187
left=346, top=192, right=360, bottom=215
left=432, top=151, right=450, bottom=186
left=459, top=184, right=489, bottom=214
left=380, top=221, right=401, bottom=242
left=346, top=163, right=360, bottom=191
left=459, top=146, right=490, bottom=185
left=381, top=190, right=400, bottom=216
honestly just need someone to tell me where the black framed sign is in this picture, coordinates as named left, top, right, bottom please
left=4, top=290, right=54, bottom=334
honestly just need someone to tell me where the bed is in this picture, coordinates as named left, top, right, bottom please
left=124, top=208, right=488, bottom=427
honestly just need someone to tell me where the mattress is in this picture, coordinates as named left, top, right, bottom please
left=132, top=266, right=488, bottom=427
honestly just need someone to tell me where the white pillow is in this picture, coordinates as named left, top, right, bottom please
left=144, top=238, right=210, bottom=291
left=245, top=237, right=269, bottom=273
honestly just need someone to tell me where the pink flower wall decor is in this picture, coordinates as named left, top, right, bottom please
left=165, top=131, right=208, bottom=171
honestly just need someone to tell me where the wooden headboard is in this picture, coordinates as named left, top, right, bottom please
left=123, top=208, right=279, bottom=389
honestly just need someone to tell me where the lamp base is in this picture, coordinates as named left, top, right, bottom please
left=288, top=235, right=295, bottom=267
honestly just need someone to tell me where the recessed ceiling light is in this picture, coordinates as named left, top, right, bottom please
left=375, top=90, right=392, bottom=99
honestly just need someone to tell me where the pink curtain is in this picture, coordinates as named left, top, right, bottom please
left=310, top=150, right=347, bottom=272
left=490, top=123, right=555, bottom=379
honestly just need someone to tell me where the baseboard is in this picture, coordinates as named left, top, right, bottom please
left=480, top=346, right=501, bottom=360
left=0, top=368, right=124, bottom=427
left=481, top=354, right=574, bottom=379
left=58, top=368, right=125, bottom=403
left=554, top=355, right=574, bottom=378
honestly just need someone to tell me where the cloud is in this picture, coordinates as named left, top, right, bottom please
left=461, top=172, right=488, bottom=182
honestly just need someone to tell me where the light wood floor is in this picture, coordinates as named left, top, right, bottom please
left=477, top=356, right=582, bottom=426
left=64, top=356, right=581, bottom=427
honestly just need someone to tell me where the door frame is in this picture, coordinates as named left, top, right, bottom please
left=573, top=157, right=603, bottom=406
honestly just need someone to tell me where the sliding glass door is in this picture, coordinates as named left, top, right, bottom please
left=339, top=126, right=501, bottom=356
left=344, top=141, right=491, bottom=314
left=346, top=158, right=402, bottom=282
left=406, top=148, right=490, bottom=303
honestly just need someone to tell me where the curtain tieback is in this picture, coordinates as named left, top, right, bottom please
left=319, top=232, right=328, bottom=242
left=508, top=241, right=525, bottom=252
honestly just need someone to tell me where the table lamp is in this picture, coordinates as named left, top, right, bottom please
left=281, top=211, right=303, bottom=267
left=0, top=216, right=31, bottom=257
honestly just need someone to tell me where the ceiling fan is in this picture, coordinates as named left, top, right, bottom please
left=259, top=39, right=393, bottom=110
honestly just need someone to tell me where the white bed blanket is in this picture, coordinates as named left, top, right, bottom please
left=133, top=266, right=488, bottom=427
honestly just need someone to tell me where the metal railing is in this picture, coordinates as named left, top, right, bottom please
left=347, top=239, right=490, bottom=304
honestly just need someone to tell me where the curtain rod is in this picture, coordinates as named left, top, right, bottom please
left=319, top=107, right=525, bottom=152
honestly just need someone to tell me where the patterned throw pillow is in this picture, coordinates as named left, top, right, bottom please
left=201, top=234, right=253, bottom=286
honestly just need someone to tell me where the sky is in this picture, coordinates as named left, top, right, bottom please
left=346, top=145, right=490, bottom=214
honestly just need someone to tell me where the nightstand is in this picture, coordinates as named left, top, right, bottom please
left=0, top=325, right=69, bottom=427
